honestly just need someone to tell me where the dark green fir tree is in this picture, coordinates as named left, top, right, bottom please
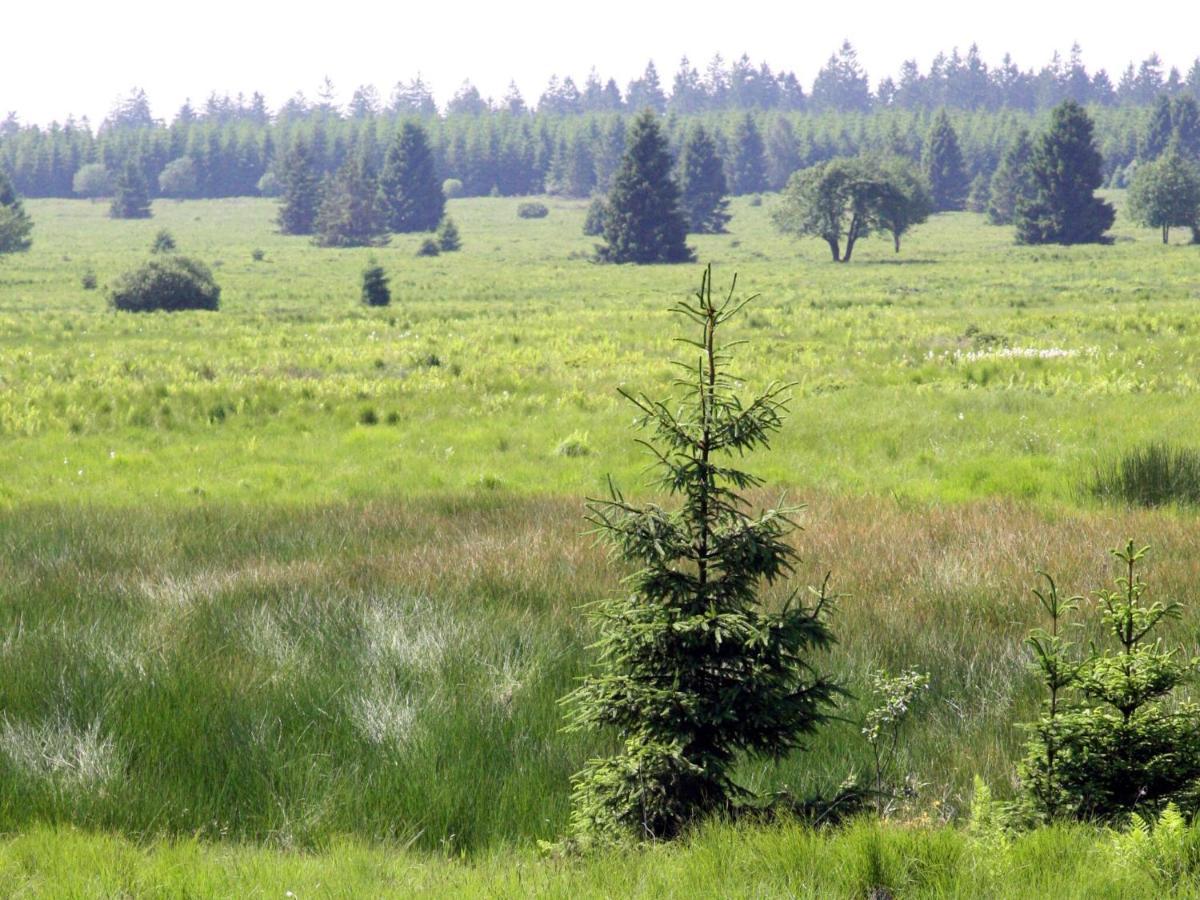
left=378, top=122, right=445, bottom=232
left=276, top=141, right=321, bottom=236
left=0, top=168, right=34, bottom=253
left=729, top=114, right=767, bottom=195
left=313, top=155, right=387, bottom=247
left=598, top=109, right=694, bottom=264
left=924, top=110, right=969, bottom=212
left=361, top=263, right=391, bottom=306
left=109, top=159, right=152, bottom=219
left=437, top=216, right=461, bottom=251
left=679, top=125, right=731, bottom=234
left=987, top=129, right=1037, bottom=225
left=1016, top=100, right=1115, bottom=245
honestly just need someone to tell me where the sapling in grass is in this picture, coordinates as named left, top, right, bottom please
left=562, top=264, right=839, bottom=845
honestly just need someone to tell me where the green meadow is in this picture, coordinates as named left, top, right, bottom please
left=3, top=195, right=1200, bottom=894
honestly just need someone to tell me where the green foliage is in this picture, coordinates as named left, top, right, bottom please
left=1127, top=142, right=1200, bottom=243
left=1021, top=543, right=1200, bottom=822
left=1090, top=443, right=1200, bottom=507
left=157, top=157, right=198, bottom=199
left=1141, top=95, right=1175, bottom=161
left=80, top=268, right=97, bottom=290
left=679, top=125, right=730, bottom=234
left=729, top=114, right=767, bottom=195
left=773, top=156, right=928, bottom=260
left=442, top=178, right=464, bottom=199
left=150, top=229, right=176, bottom=254
left=109, top=160, right=152, bottom=219
left=987, top=129, right=1036, bottom=225
left=361, top=264, right=390, bottom=307
left=0, top=168, right=33, bottom=253
left=862, top=668, right=930, bottom=811
left=563, top=266, right=838, bottom=844
left=582, top=197, right=608, bottom=236
left=597, top=110, right=693, bottom=264
left=437, top=217, right=461, bottom=252
left=255, top=172, right=281, bottom=198
left=517, top=201, right=549, bottom=219
left=276, top=141, right=320, bottom=235
left=71, top=163, right=112, bottom=199
left=924, top=110, right=969, bottom=212
left=1110, top=803, right=1200, bottom=886
left=378, top=123, right=444, bottom=232
left=313, top=156, right=387, bottom=248
left=108, top=255, right=220, bottom=312
left=416, top=237, right=440, bottom=256
left=1016, top=101, right=1115, bottom=245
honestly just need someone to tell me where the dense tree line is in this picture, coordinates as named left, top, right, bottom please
left=3, top=46, right=1200, bottom=203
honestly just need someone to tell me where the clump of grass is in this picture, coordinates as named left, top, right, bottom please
left=80, top=269, right=98, bottom=290
left=555, top=431, right=590, bottom=457
left=1090, top=443, right=1200, bottom=507
left=358, top=407, right=379, bottom=426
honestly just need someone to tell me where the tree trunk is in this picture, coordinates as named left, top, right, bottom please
left=893, top=232, right=901, bottom=253
left=826, top=238, right=841, bottom=262
left=1163, top=224, right=1169, bottom=245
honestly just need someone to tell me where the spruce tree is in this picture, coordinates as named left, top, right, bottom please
left=437, top=216, right=461, bottom=251
left=378, top=123, right=445, bottom=232
left=0, top=168, right=33, bottom=253
left=1016, top=100, right=1115, bottom=245
left=729, top=114, right=767, bottom=195
left=312, top=155, right=387, bottom=248
left=679, top=125, right=730, bottom=234
left=563, top=265, right=838, bottom=844
left=924, top=110, right=969, bottom=212
left=276, top=140, right=320, bottom=235
left=1141, top=94, right=1174, bottom=160
left=597, top=110, right=694, bottom=264
left=109, top=160, right=152, bottom=219
left=987, top=129, right=1037, bottom=225
left=361, top=264, right=390, bottom=306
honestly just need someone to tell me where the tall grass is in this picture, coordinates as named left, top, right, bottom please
left=1, top=494, right=1198, bottom=851
left=1090, top=442, right=1200, bottom=507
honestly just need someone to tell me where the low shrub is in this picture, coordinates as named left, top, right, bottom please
left=1089, top=443, right=1200, bottom=507
left=80, top=269, right=97, bottom=291
left=251, top=248, right=265, bottom=262
left=108, top=256, right=220, bottom=312
left=151, top=230, right=176, bottom=254
left=518, top=201, right=549, bottom=219
left=442, top=178, right=464, bottom=199
left=416, top=238, right=440, bottom=257
left=361, top=265, right=390, bottom=307
left=582, top=198, right=607, bottom=236
left=438, top=217, right=461, bottom=252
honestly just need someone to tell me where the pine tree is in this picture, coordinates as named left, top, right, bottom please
left=679, top=125, right=730, bottom=234
left=276, top=140, right=321, bottom=235
left=597, top=110, right=693, bottom=264
left=1016, top=100, right=1115, bottom=245
left=361, top=264, right=390, bottom=306
left=924, top=110, right=968, bottom=211
left=437, top=216, right=461, bottom=251
left=729, top=114, right=767, bottom=195
left=378, top=122, right=445, bottom=232
left=563, top=265, right=839, bottom=844
left=987, top=129, right=1036, bottom=225
left=312, top=155, right=387, bottom=247
left=109, top=159, right=152, bottom=219
left=1141, top=94, right=1174, bottom=160
left=0, top=168, right=34, bottom=253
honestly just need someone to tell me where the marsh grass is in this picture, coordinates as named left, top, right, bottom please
left=1090, top=442, right=1200, bottom=507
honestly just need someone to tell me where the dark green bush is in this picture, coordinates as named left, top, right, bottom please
left=361, top=265, right=390, bottom=306
left=1090, top=443, right=1200, bottom=507
left=108, top=256, right=220, bottom=312
left=437, top=217, right=461, bottom=252
left=517, top=201, right=549, bottom=219
left=151, top=229, right=176, bottom=254
left=582, top=197, right=607, bottom=236
left=416, top=238, right=440, bottom=257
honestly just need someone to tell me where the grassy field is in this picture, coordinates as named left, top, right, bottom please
left=2, top=195, right=1200, bottom=892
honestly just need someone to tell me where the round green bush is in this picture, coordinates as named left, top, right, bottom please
left=108, top=256, right=220, bottom=312
left=442, top=178, right=464, bottom=199
left=517, top=201, right=549, bottom=219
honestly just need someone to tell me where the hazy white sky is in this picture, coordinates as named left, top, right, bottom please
left=6, top=0, right=1198, bottom=125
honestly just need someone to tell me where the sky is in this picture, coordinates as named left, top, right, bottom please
left=5, top=0, right=1199, bottom=126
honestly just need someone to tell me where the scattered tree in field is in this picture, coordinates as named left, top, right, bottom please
left=150, top=229, right=177, bottom=253
left=679, top=125, right=730, bottom=234
left=108, top=256, right=220, bottom=311
left=1015, top=100, right=1115, bottom=245
left=729, top=114, right=767, bottom=195
left=361, top=264, right=391, bottom=306
left=313, top=155, right=387, bottom=247
left=0, top=168, right=33, bottom=253
left=276, top=140, right=321, bottom=235
left=773, top=157, right=927, bottom=261
left=72, top=163, right=113, bottom=199
left=583, top=196, right=608, bottom=235
left=875, top=158, right=931, bottom=252
left=158, top=157, right=198, bottom=198
left=109, top=160, right=152, bottom=219
left=563, top=265, right=838, bottom=844
left=1021, top=542, right=1200, bottom=822
left=416, top=237, right=440, bottom=256
left=987, top=129, right=1036, bottom=225
left=597, top=109, right=693, bottom=263
left=924, top=110, right=968, bottom=212
left=517, top=201, right=549, bottom=218
left=1127, top=141, right=1200, bottom=243
left=378, top=122, right=444, bottom=232
left=437, top=216, right=461, bottom=251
